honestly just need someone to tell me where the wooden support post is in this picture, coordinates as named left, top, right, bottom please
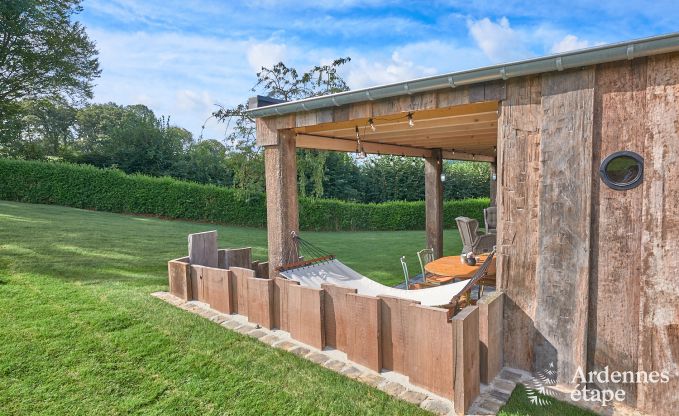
left=263, top=129, right=299, bottom=275
left=424, top=149, right=443, bottom=258
left=489, top=162, right=497, bottom=207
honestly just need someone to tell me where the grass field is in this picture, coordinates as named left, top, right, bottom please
left=0, top=201, right=591, bottom=415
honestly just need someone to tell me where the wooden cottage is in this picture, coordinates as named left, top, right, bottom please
left=246, top=33, right=679, bottom=414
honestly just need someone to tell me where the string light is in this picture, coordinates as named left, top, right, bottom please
left=407, top=112, right=414, bottom=128
left=368, top=118, right=376, bottom=132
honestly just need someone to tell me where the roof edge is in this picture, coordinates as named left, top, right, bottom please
left=246, top=32, right=679, bottom=118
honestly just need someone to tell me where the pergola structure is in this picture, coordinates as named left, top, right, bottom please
left=248, top=32, right=679, bottom=415
left=252, top=97, right=500, bottom=267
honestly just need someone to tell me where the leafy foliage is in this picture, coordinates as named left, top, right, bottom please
left=0, top=0, right=99, bottom=106
left=213, top=58, right=351, bottom=195
left=0, top=158, right=489, bottom=231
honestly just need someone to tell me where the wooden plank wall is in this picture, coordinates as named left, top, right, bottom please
left=218, top=248, right=252, bottom=269
left=246, top=277, right=274, bottom=329
left=498, top=54, right=679, bottom=413
left=497, top=75, right=543, bottom=372
left=535, top=68, right=594, bottom=382
left=230, top=267, right=255, bottom=315
left=286, top=284, right=325, bottom=350
left=588, top=58, right=647, bottom=405
left=637, top=53, right=679, bottom=414
left=203, top=267, right=233, bottom=314
left=272, top=277, right=298, bottom=331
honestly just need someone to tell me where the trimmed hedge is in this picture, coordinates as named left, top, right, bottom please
left=0, top=158, right=489, bottom=231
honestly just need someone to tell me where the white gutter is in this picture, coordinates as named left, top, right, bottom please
left=246, top=32, right=679, bottom=118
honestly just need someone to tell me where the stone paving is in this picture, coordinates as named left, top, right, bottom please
left=155, top=291, right=650, bottom=416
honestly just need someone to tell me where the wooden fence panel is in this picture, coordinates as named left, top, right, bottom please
left=478, top=292, right=503, bottom=384
left=453, top=305, right=480, bottom=414
left=379, top=295, right=417, bottom=373
left=190, top=265, right=206, bottom=302
left=345, top=293, right=381, bottom=372
left=273, top=277, right=298, bottom=331
left=218, top=247, right=252, bottom=269
left=203, top=266, right=233, bottom=314
left=247, top=277, right=274, bottom=329
left=322, top=283, right=357, bottom=350
left=230, top=267, right=255, bottom=315
left=287, top=284, right=325, bottom=350
left=406, top=304, right=455, bottom=399
left=168, top=260, right=191, bottom=300
left=188, top=231, right=218, bottom=267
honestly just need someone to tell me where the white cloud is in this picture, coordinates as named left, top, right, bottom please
left=550, top=34, right=592, bottom=53
left=246, top=42, right=288, bottom=72
left=467, top=17, right=531, bottom=62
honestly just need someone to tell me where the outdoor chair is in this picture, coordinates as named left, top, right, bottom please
left=483, top=206, right=497, bottom=234
left=455, top=216, right=496, bottom=255
left=400, top=256, right=410, bottom=290
left=417, top=248, right=446, bottom=285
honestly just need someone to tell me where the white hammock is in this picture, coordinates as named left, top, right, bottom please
left=279, top=258, right=469, bottom=307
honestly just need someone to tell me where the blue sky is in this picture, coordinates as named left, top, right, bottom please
left=80, top=0, right=679, bottom=139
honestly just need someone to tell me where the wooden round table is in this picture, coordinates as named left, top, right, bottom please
left=424, top=254, right=496, bottom=283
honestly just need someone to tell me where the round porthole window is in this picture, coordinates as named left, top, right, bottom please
left=599, top=151, right=643, bottom=190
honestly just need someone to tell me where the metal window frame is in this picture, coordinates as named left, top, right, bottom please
left=599, top=150, right=644, bottom=191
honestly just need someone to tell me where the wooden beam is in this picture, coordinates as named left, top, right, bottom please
left=263, top=129, right=299, bottom=275
left=489, top=162, right=497, bottom=206
left=425, top=150, right=443, bottom=258
left=441, top=151, right=495, bottom=163
left=296, top=133, right=433, bottom=158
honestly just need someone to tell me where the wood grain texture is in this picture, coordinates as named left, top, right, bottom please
left=453, top=305, right=480, bottom=415
left=263, top=129, right=299, bottom=274
left=272, top=277, right=298, bottom=331
left=321, top=283, right=357, bottom=350
left=478, top=291, right=503, bottom=384
left=497, top=75, right=542, bottom=372
left=425, top=149, right=444, bottom=258
left=217, top=248, right=252, bottom=269
left=287, top=284, right=325, bottom=350
left=535, top=68, right=594, bottom=382
left=202, top=266, right=233, bottom=314
left=190, top=265, right=205, bottom=303
left=588, top=59, right=648, bottom=405
left=230, top=267, right=255, bottom=316
left=168, top=260, right=191, bottom=300
left=379, top=295, right=418, bottom=373
left=637, top=53, right=679, bottom=414
left=406, top=304, right=454, bottom=399
left=246, top=277, right=274, bottom=329
left=188, top=231, right=218, bottom=267
left=345, top=293, right=382, bottom=372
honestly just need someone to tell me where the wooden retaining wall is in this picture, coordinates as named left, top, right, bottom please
left=167, top=253, right=504, bottom=414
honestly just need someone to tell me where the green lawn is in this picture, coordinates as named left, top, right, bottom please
left=0, top=201, right=591, bottom=415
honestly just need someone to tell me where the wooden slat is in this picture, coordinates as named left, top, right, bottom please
left=296, top=133, right=433, bottom=158
left=345, top=293, right=382, bottom=372
left=246, top=277, right=274, bottom=329
left=168, top=260, right=191, bottom=300
left=287, top=284, right=325, bottom=350
left=453, top=305, right=480, bottom=415
left=230, top=267, right=255, bottom=315
left=203, top=266, right=233, bottom=314
left=379, top=295, right=417, bottom=373
left=497, top=75, right=543, bottom=372
left=588, top=58, right=647, bottom=405
left=321, top=283, right=357, bottom=350
left=272, top=277, right=298, bottom=331
left=637, top=53, right=679, bottom=415
left=535, top=68, right=594, bottom=382
left=478, top=291, right=503, bottom=384
left=406, top=304, right=455, bottom=399
left=218, top=247, right=252, bottom=269
left=188, top=231, right=218, bottom=267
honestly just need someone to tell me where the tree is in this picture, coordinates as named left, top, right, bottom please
left=0, top=0, right=100, bottom=106
left=213, top=58, right=351, bottom=195
left=74, top=103, right=189, bottom=176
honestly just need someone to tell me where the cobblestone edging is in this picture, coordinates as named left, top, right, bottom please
left=152, top=292, right=519, bottom=415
